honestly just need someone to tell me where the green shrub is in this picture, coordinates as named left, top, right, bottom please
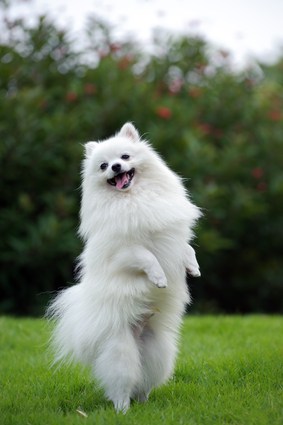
left=0, top=10, right=282, bottom=314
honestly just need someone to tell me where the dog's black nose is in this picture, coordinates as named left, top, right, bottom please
left=112, top=163, right=121, bottom=173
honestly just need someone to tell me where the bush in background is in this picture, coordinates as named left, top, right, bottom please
left=0, top=9, right=282, bottom=314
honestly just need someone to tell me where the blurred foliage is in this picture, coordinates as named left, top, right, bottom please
left=0, top=6, right=283, bottom=315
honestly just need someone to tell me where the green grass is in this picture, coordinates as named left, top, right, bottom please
left=1, top=316, right=282, bottom=425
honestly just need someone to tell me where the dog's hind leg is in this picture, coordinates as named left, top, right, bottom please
left=93, top=328, right=141, bottom=413
left=132, top=325, right=177, bottom=402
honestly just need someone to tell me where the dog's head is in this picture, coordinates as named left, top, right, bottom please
left=84, top=123, right=152, bottom=192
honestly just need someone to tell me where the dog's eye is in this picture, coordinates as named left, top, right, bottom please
left=100, top=163, right=108, bottom=171
left=121, top=154, right=130, bottom=160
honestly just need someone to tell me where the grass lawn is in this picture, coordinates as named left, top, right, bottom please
left=0, top=315, right=282, bottom=425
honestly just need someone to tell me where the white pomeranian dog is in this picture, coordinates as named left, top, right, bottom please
left=47, top=123, right=201, bottom=413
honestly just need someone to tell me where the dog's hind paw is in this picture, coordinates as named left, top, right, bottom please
left=114, top=398, right=130, bottom=414
left=132, top=391, right=149, bottom=403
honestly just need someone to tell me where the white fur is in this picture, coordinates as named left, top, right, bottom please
left=47, top=123, right=201, bottom=413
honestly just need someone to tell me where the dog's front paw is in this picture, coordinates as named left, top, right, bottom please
left=147, top=268, right=167, bottom=288
left=186, top=264, right=201, bottom=277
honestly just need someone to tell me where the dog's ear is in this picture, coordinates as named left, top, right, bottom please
left=119, top=122, right=140, bottom=142
left=85, top=141, right=98, bottom=158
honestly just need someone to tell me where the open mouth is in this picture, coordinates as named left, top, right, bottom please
left=107, top=168, right=135, bottom=190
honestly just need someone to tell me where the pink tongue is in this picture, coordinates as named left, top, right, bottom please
left=115, top=172, right=129, bottom=189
